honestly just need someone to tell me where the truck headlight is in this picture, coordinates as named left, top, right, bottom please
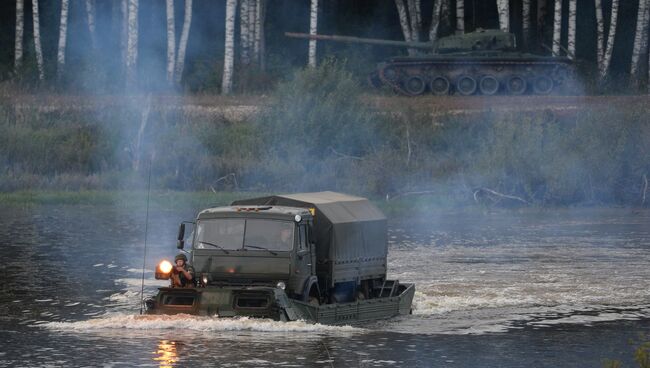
left=276, top=281, right=286, bottom=290
left=201, top=274, right=209, bottom=286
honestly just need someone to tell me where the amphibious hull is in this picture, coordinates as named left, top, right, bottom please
left=145, top=281, right=415, bottom=325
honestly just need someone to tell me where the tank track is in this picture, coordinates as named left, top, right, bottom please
left=376, top=60, right=577, bottom=96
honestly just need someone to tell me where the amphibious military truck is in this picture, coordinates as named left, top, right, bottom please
left=286, top=29, right=576, bottom=96
left=145, top=192, right=415, bottom=324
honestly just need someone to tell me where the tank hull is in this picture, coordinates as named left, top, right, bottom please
left=145, top=282, right=415, bottom=325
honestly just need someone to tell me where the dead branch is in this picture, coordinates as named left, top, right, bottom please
left=386, top=190, right=438, bottom=201
left=329, top=147, right=363, bottom=161
left=642, top=174, right=648, bottom=206
left=473, top=187, right=531, bottom=205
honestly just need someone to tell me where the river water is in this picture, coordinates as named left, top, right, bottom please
left=1, top=204, right=649, bottom=367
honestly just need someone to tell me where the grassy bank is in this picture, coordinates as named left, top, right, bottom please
left=2, top=62, right=649, bottom=207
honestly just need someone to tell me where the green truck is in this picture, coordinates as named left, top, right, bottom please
left=145, top=192, right=415, bottom=324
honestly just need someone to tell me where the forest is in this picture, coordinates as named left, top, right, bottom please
left=0, top=0, right=649, bottom=94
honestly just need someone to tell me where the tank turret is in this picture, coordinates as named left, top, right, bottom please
left=285, top=29, right=576, bottom=96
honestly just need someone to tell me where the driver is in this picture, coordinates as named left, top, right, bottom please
left=170, top=254, right=194, bottom=288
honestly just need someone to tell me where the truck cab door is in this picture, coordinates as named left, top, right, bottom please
left=296, top=224, right=311, bottom=276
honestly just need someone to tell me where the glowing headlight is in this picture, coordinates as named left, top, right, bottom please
left=276, top=281, right=286, bottom=290
left=201, top=274, right=209, bottom=286
left=158, top=260, right=173, bottom=274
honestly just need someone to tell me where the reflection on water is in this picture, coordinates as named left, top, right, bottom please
left=1, top=205, right=650, bottom=367
left=154, top=340, right=180, bottom=368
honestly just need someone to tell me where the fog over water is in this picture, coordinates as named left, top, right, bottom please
left=1, top=204, right=649, bottom=367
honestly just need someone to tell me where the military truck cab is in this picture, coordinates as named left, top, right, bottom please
left=146, top=192, right=414, bottom=324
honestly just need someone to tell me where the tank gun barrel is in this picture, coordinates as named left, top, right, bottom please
left=285, top=32, right=433, bottom=49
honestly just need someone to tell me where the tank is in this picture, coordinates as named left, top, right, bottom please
left=285, top=29, right=577, bottom=96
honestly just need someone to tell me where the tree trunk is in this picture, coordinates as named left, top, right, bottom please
left=429, top=0, right=443, bottom=42
left=601, top=0, right=619, bottom=80
left=240, top=0, right=250, bottom=65
left=631, top=0, right=649, bottom=80
left=407, top=0, right=421, bottom=40
left=86, top=0, right=97, bottom=49
left=121, top=0, right=128, bottom=66
left=595, top=0, right=604, bottom=67
left=395, top=0, right=412, bottom=42
left=537, top=0, right=547, bottom=39
left=522, top=0, right=531, bottom=47
left=456, top=0, right=464, bottom=33
left=126, top=0, right=139, bottom=90
left=308, top=0, right=318, bottom=67
left=440, top=0, right=451, bottom=35
left=14, top=0, right=24, bottom=73
left=567, top=0, right=577, bottom=59
left=32, top=0, right=44, bottom=80
left=175, top=0, right=192, bottom=84
left=552, top=0, right=562, bottom=55
left=166, top=0, right=176, bottom=84
left=497, top=0, right=510, bottom=33
left=222, top=0, right=237, bottom=94
left=256, top=0, right=266, bottom=70
left=57, top=0, right=69, bottom=80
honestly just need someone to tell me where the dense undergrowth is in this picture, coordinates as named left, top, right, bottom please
left=1, top=61, right=649, bottom=206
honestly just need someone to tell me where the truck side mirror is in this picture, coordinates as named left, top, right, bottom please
left=177, top=223, right=185, bottom=249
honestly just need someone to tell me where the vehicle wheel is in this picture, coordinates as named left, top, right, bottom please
left=308, top=296, right=320, bottom=306
left=382, top=67, right=399, bottom=82
left=533, top=76, right=554, bottom=95
left=430, top=76, right=450, bottom=95
left=479, top=75, right=500, bottom=95
left=506, top=75, right=527, bottom=95
left=404, top=76, right=426, bottom=95
left=456, top=75, right=477, bottom=96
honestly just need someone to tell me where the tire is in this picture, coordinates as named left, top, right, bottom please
left=479, top=75, right=500, bottom=95
left=506, top=75, right=527, bottom=95
left=404, top=76, right=426, bottom=95
left=430, top=76, right=450, bottom=95
left=533, top=76, right=554, bottom=95
left=308, top=296, right=320, bottom=306
left=382, top=67, right=399, bottom=82
left=456, top=75, right=477, bottom=96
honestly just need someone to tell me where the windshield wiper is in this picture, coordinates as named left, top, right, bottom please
left=243, top=244, right=278, bottom=255
left=199, top=241, right=230, bottom=254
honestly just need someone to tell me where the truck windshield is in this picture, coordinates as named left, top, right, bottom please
left=195, top=219, right=294, bottom=251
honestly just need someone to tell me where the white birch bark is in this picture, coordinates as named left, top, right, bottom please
left=126, top=0, right=139, bottom=90
left=595, top=0, right=604, bottom=67
left=456, top=0, right=464, bottom=34
left=440, top=0, right=451, bottom=34
left=15, top=0, right=24, bottom=73
left=240, top=0, right=250, bottom=65
left=395, top=0, right=412, bottom=42
left=86, top=0, right=97, bottom=49
left=308, top=0, right=318, bottom=67
left=248, top=0, right=256, bottom=51
left=121, top=0, right=128, bottom=65
left=32, top=0, right=44, bottom=80
left=497, top=0, right=510, bottom=33
left=407, top=0, right=420, bottom=40
left=429, top=0, right=443, bottom=42
left=222, top=0, right=237, bottom=94
left=253, top=0, right=264, bottom=65
left=57, top=0, right=69, bottom=80
left=175, top=0, right=192, bottom=84
left=552, top=0, right=562, bottom=55
left=601, top=0, right=619, bottom=79
left=567, top=0, right=577, bottom=59
left=522, top=0, right=531, bottom=47
left=631, top=0, right=649, bottom=78
left=166, top=0, right=176, bottom=83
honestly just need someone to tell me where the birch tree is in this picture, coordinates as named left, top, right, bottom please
left=240, top=0, right=251, bottom=65
left=600, top=0, right=619, bottom=80
left=552, top=0, right=563, bottom=55
left=456, top=0, right=464, bottom=34
left=595, top=0, right=605, bottom=68
left=522, top=0, right=531, bottom=47
left=57, top=0, right=70, bottom=80
left=440, top=0, right=451, bottom=35
left=537, top=0, right=547, bottom=39
left=567, top=0, right=577, bottom=59
left=497, top=0, right=510, bottom=33
left=253, top=0, right=266, bottom=68
left=175, top=0, right=192, bottom=84
left=222, top=0, right=237, bottom=94
left=429, top=0, right=443, bottom=42
left=166, top=0, right=176, bottom=83
left=631, top=0, right=649, bottom=80
left=86, top=0, right=97, bottom=49
left=308, top=0, right=318, bottom=67
left=121, top=0, right=128, bottom=65
left=14, top=0, right=24, bottom=73
left=126, top=0, right=139, bottom=90
left=32, top=0, right=44, bottom=80
left=395, top=0, right=412, bottom=42
left=407, top=0, right=422, bottom=40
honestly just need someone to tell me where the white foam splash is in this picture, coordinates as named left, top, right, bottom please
left=40, top=313, right=360, bottom=334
